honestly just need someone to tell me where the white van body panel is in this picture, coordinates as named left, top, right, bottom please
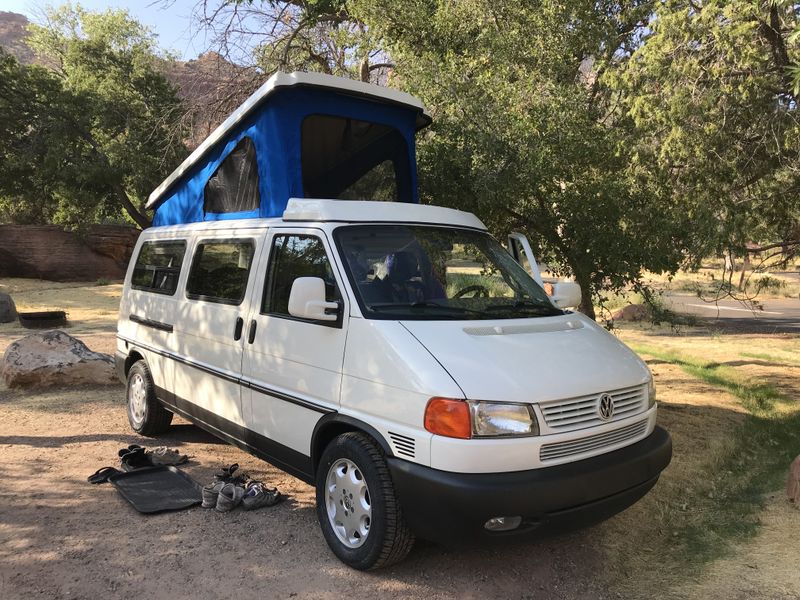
left=171, top=226, right=265, bottom=427
left=340, top=318, right=466, bottom=467
left=118, top=231, right=190, bottom=396
left=400, top=313, right=651, bottom=406
left=241, top=227, right=348, bottom=456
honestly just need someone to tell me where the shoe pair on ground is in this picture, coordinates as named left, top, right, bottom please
left=202, top=464, right=282, bottom=512
left=118, top=444, right=190, bottom=470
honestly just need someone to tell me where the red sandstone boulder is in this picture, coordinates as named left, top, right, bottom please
left=611, top=303, right=651, bottom=322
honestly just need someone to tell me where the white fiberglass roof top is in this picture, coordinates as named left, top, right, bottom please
left=145, top=71, right=430, bottom=210
left=282, top=199, right=486, bottom=230
left=142, top=200, right=486, bottom=233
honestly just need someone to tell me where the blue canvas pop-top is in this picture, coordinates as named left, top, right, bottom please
left=146, top=72, right=431, bottom=226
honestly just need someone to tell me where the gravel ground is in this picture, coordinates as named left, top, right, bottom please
left=1, top=278, right=797, bottom=599
left=0, top=382, right=615, bottom=600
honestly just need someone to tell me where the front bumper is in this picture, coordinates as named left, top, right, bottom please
left=387, top=425, right=672, bottom=545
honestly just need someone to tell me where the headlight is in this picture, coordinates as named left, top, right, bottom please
left=424, top=398, right=539, bottom=438
left=469, top=401, right=539, bottom=437
left=647, top=378, right=656, bottom=408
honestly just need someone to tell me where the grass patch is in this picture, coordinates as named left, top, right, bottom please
left=629, top=343, right=800, bottom=565
left=630, top=344, right=788, bottom=414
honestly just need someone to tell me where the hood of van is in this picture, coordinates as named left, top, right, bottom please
left=400, top=314, right=650, bottom=403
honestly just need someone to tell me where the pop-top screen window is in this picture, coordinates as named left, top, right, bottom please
left=204, top=136, right=261, bottom=214
left=301, top=115, right=410, bottom=202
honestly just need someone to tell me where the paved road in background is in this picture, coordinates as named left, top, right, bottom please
left=664, top=293, right=800, bottom=334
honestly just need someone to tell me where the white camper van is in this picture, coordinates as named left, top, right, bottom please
left=117, top=71, right=671, bottom=570
left=117, top=199, right=671, bottom=569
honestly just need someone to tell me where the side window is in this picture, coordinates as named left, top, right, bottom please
left=186, top=240, right=255, bottom=305
left=262, top=235, right=338, bottom=316
left=131, top=240, right=186, bottom=295
left=204, top=137, right=260, bottom=215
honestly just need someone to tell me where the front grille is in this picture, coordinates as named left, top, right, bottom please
left=539, top=419, right=648, bottom=462
left=388, top=432, right=415, bottom=459
left=540, top=384, right=647, bottom=431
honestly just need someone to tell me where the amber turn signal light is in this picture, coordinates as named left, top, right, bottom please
left=424, top=397, right=471, bottom=439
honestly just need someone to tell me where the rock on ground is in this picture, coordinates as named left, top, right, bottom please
left=1, top=329, right=117, bottom=388
left=788, top=455, right=800, bottom=504
left=611, top=303, right=651, bottom=322
left=0, top=291, right=16, bottom=323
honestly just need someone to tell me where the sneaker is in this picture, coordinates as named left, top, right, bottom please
left=148, top=447, right=189, bottom=466
left=201, top=480, right=226, bottom=508
left=241, top=481, right=282, bottom=511
left=215, top=482, right=245, bottom=512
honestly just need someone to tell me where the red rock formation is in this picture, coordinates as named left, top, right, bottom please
left=0, top=224, right=140, bottom=281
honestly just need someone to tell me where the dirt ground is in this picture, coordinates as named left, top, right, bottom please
left=1, top=279, right=798, bottom=600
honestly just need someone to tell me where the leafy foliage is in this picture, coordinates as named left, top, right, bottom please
left=0, top=5, right=187, bottom=228
left=346, top=0, right=692, bottom=317
left=609, top=0, right=800, bottom=259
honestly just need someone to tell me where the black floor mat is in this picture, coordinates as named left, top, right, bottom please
left=109, top=466, right=202, bottom=514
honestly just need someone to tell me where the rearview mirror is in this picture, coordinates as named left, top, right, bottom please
left=549, top=281, right=582, bottom=309
left=288, top=277, right=339, bottom=321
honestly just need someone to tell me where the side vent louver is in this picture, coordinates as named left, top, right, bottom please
left=388, top=432, right=415, bottom=459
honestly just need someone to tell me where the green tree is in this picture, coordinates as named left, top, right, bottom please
left=343, top=0, right=691, bottom=318
left=610, top=0, right=800, bottom=265
left=0, top=4, right=187, bottom=228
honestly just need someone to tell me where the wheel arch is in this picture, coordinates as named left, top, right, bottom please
left=311, top=414, right=393, bottom=477
left=124, top=349, right=146, bottom=377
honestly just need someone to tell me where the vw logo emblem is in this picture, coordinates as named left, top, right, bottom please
left=598, top=393, right=615, bottom=421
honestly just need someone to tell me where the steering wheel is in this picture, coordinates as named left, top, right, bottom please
left=453, top=284, right=490, bottom=299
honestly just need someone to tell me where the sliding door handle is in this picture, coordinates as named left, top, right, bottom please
left=247, top=319, right=257, bottom=344
left=233, top=317, right=244, bottom=341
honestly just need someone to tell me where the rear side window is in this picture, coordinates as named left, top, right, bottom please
left=131, top=240, right=186, bottom=295
left=204, top=136, right=261, bottom=215
left=186, top=240, right=255, bottom=305
left=262, top=235, right=338, bottom=315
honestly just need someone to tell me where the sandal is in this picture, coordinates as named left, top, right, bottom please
left=87, top=466, right=122, bottom=484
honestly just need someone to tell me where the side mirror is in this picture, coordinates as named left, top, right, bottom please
left=549, top=281, right=582, bottom=309
left=288, top=277, right=339, bottom=321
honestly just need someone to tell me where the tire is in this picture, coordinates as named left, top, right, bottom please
left=126, top=359, right=172, bottom=436
left=315, top=432, right=415, bottom=570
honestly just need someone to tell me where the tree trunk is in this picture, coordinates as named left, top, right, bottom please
left=738, top=253, right=750, bottom=291
left=571, top=264, right=596, bottom=320
left=112, top=182, right=151, bottom=229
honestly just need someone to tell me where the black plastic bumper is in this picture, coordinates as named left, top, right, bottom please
left=388, top=425, right=672, bottom=545
left=115, top=350, right=127, bottom=384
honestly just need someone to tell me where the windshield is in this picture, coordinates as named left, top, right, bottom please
left=334, top=225, right=562, bottom=320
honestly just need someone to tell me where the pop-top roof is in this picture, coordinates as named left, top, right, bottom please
left=146, top=71, right=431, bottom=211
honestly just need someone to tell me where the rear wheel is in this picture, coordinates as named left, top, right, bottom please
left=126, top=360, right=172, bottom=436
left=316, top=432, right=415, bottom=570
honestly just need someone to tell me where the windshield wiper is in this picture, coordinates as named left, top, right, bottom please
left=368, top=302, right=485, bottom=316
left=482, top=299, right=562, bottom=316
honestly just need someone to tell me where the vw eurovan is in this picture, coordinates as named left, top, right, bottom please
left=116, top=72, right=672, bottom=570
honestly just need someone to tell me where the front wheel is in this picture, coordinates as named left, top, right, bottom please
left=315, top=432, right=415, bottom=570
left=126, top=360, right=173, bottom=436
